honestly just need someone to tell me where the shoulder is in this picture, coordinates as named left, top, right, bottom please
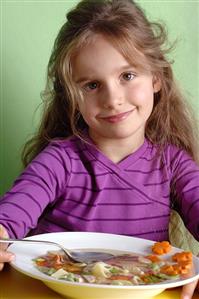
left=155, top=143, right=198, bottom=176
left=144, top=140, right=195, bottom=169
left=26, top=136, right=83, bottom=172
left=49, top=135, right=82, bottom=154
left=146, top=140, right=190, bottom=161
left=162, top=143, right=193, bottom=166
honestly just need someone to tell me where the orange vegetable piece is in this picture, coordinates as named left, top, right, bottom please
left=173, top=263, right=192, bottom=275
left=109, top=275, right=132, bottom=281
left=161, top=261, right=192, bottom=276
left=160, top=265, right=178, bottom=276
left=177, top=261, right=192, bottom=270
left=152, top=241, right=172, bottom=255
left=36, top=260, right=48, bottom=267
left=172, top=251, right=192, bottom=263
left=146, top=255, right=161, bottom=263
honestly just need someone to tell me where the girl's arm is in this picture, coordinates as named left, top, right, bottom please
left=0, top=142, right=70, bottom=239
left=170, top=148, right=199, bottom=242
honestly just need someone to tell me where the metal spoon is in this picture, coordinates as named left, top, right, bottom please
left=0, top=238, right=114, bottom=263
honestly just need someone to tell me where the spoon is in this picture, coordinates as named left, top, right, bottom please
left=0, top=238, right=114, bottom=263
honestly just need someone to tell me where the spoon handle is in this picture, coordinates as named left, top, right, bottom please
left=0, top=237, right=57, bottom=246
left=0, top=238, right=68, bottom=253
left=0, top=237, right=78, bottom=262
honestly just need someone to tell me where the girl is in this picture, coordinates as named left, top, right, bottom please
left=0, top=0, right=198, bottom=297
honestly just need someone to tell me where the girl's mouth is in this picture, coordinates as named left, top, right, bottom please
left=101, top=110, right=134, bottom=123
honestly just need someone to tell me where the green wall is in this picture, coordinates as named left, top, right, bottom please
left=1, top=1, right=198, bottom=195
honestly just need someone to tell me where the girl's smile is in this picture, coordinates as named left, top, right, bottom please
left=99, top=109, right=135, bottom=124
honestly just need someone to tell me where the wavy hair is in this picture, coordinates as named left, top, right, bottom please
left=22, top=0, right=199, bottom=166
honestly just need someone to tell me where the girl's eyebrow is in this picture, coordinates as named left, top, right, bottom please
left=75, top=76, right=95, bottom=84
left=74, top=64, right=135, bottom=84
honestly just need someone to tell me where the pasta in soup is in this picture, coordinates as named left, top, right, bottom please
left=33, top=244, right=193, bottom=286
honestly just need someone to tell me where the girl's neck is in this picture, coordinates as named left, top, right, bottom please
left=88, top=132, right=145, bottom=164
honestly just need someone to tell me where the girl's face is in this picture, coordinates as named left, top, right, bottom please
left=72, top=35, right=161, bottom=146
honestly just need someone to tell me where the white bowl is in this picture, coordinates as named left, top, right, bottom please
left=9, top=232, right=199, bottom=299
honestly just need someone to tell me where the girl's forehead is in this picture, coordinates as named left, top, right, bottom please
left=72, top=35, right=131, bottom=74
left=75, top=33, right=134, bottom=57
left=75, top=34, right=124, bottom=58
left=71, top=33, right=149, bottom=73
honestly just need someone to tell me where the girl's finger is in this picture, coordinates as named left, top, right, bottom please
left=0, top=224, right=8, bottom=236
left=181, top=279, right=198, bottom=299
left=0, top=262, right=5, bottom=271
left=0, top=224, right=9, bottom=251
left=0, top=250, right=15, bottom=262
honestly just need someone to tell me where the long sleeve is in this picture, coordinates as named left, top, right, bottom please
left=0, top=142, right=71, bottom=238
left=170, top=149, right=199, bottom=241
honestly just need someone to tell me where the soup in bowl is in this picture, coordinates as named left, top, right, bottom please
left=9, top=232, right=199, bottom=299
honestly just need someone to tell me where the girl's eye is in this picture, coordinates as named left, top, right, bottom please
left=83, top=81, right=99, bottom=92
left=122, top=72, right=135, bottom=81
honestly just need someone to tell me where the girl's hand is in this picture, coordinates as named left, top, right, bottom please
left=181, top=279, right=199, bottom=299
left=0, top=225, right=15, bottom=271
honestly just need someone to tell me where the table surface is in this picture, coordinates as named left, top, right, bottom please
left=1, top=264, right=199, bottom=299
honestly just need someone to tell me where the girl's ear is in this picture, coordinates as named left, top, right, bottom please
left=152, top=76, right=162, bottom=93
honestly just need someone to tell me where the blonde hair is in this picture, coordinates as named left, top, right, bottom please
left=22, top=0, right=199, bottom=166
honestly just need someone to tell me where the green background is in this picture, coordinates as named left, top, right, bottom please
left=1, top=0, right=199, bottom=195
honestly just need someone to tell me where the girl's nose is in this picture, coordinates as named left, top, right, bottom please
left=102, top=83, right=124, bottom=109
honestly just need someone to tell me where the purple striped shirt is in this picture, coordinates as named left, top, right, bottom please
left=0, top=136, right=199, bottom=242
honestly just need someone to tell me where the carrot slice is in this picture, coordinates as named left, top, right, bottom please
left=160, top=265, right=178, bottom=275
left=109, top=275, right=132, bottom=281
left=146, top=255, right=161, bottom=262
left=172, top=252, right=192, bottom=263
left=161, top=261, right=192, bottom=276
left=152, top=241, right=172, bottom=255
